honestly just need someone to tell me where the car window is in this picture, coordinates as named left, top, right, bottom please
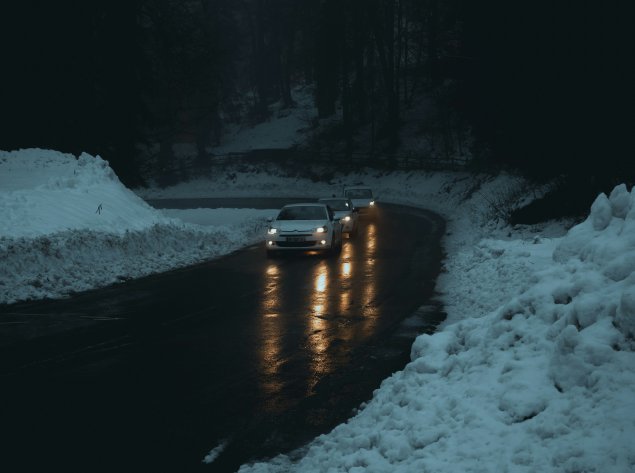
left=318, top=199, right=349, bottom=211
left=345, top=189, right=372, bottom=198
left=277, top=206, right=327, bottom=220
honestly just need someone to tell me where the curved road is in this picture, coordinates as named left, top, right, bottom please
left=0, top=199, right=445, bottom=473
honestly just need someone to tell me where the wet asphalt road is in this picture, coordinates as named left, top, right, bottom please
left=0, top=199, right=445, bottom=473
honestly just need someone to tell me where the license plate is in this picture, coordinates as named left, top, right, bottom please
left=287, top=237, right=306, bottom=242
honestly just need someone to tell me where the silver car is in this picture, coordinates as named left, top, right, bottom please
left=318, top=197, right=359, bottom=237
left=266, top=203, right=343, bottom=256
left=343, top=186, right=376, bottom=214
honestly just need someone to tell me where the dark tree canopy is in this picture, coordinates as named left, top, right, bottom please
left=462, top=0, right=634, bottom=183
left=1, top=0, right=143, bottom=185
left=1, top=0, right=633, bottom=188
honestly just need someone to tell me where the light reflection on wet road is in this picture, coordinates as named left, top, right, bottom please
left=0, top=199, right=445, bottom=473
left=255, top=210, right=383, bottom=413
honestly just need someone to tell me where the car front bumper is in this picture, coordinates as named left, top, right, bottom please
left=266, top=232, right=334, bottom=251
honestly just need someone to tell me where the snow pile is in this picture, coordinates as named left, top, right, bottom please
left=0, top=149, right=271, bottom=304
left=553, top=184, right=635, bottom=338
left=1, top=149, right=166, bottom=238
left=238, top=185, right=635, bottom=472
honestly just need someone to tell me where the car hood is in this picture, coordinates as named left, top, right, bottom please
left=274, top=220, right=327, bottom=232
left=333, top=210, right=351, bottom=219
left=350, top=198, right=372, bottom=207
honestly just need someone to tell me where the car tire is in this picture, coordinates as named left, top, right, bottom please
left=330, top=233, right=342, bottom=255
left=326, top=233, right=339, bottom=257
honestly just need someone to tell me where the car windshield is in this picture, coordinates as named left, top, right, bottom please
left=277, top=206, right=327, bottom=220
left=345, top=188, right=372, bottom=198
left=319, top=199, right=350, bottom=211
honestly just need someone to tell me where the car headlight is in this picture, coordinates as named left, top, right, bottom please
left=267, top=227, right=277, bottom=235
left=342, top=216, right=351, bottom=222
left=369, top=200, right=375, bottom=206
left=315, top=226, right=326, bottom=233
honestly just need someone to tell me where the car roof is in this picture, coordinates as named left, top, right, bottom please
left=318, top=197, right=349, bottom=201
left=282, top=203, right=328, bottom=208
left=344, top=185, right=372, bottom=190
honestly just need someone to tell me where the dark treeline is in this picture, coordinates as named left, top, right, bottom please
left=2, top=1, right=633, bottom=192
left=464, top=1, right=634, bottom=184
left=2, top=1, right=143, bottom=184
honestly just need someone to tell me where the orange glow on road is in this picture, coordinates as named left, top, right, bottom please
left=258, top=262, right=284, bottom=409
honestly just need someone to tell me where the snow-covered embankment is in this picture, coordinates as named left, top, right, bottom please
left=0, top=149, right=271, bottom=304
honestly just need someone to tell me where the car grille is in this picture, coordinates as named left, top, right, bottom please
left=277, top=241, right=318, bottom=248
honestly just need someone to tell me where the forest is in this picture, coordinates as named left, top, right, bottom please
left=2, top=0, right=633, bottom=214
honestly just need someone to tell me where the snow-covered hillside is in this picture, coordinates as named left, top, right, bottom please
left=0, top=149, right=273, bottom=304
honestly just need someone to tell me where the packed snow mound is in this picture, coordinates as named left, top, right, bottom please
left=553, top=184, right=635, bottom=338
left=0, top=149, right=168, bottom=238
left=0, top=148, right=113, bottom=191
left=240, top=185, right=635, bottom=473
left=0, top=149, right=270, bottom=304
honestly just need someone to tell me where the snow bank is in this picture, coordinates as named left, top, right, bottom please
left=0, top=149, right=271, bottom=304
left=553, top=186, right=635, bottom=338
left=238, top=185, right=635, bottom=473
left=1, top=149, right=167, bottom=238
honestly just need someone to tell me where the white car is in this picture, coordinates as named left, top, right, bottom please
left=343, top=186, right=376, bottom=213
left=266, top=203, right=343, bottom=256
left=318, top=197, right=358, bottom=237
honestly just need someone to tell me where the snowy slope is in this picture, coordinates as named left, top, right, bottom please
left=0, top=149, right=273, bottom=304
left=209, top=87, right=316, bottom=155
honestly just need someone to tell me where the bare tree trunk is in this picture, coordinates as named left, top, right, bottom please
left=369, top=46, right=376, bottom=152
left=255, top=0, right=268, bottom=117
left=371, top=0, right=399, bottom=147
left=315, top=0, right=339, bottom=118
left=280, top=45, right=293, bottom=107
left=352, top=0, right=368, bottom=124
left=402, top=15, right=409, bottom=105
left=427, top=0, right=440, bottom=86
left=395, top=0, right=403, bottom=114
left=342, top=26, right=353, bottom=159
